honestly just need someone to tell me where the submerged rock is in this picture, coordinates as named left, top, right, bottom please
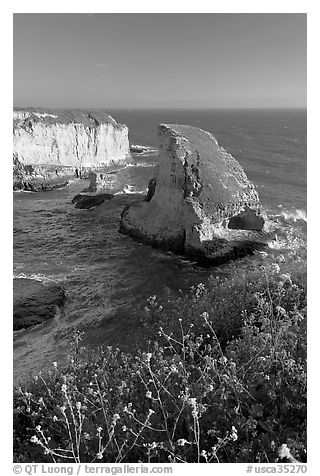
left=13, top=279, right=65, bottom=331
left=120, top=124, right=267, bottom=264
left=72, top=193, right=114, bottom=209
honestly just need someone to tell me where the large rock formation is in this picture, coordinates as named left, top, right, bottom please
left=13, top=108, right=132, bottom=190
left=87, top=171, right=120, bottom=193
left=13, top=279, right=65, bottom=330
left=120, top=124, right=266, bottom=263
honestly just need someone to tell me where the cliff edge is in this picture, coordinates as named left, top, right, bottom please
left=120, top=124, right=267, bottom=263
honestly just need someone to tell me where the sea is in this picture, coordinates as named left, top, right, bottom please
left=13, top=109, right=307, bottom=383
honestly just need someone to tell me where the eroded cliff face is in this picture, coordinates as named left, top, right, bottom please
left=13, top=109, right=132, bottom=190
left=120, top=124, right=267, bottom=263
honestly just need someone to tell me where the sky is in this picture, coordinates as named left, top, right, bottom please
left=13, top=13, right=307, bottom=109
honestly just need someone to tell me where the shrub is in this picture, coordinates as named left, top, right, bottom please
left=13, top=262, right=306, bottom=463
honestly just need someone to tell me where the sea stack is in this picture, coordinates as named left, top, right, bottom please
left=13, top=109, right=132, bottom=191
left=120, top=124, right=266, bottom=263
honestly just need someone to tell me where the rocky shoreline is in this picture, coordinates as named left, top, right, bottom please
left=13, top=113, right=273, bottom=332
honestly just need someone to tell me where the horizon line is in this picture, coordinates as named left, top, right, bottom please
left=13, top=105, right=307, bottom=111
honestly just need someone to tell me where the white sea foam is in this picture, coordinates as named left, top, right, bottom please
left=13, top=272, right=67, bottom=284
left=279, top=208, right=307, bottom=223
left=115, top=184, right=148, bottom=195
left=125, top=162, right=156, bottom=168
left=130, top=144, right=159, bottom=156
left=268, top=207, right=307, bottom=224
left=13, top=190, right=36, bottom=193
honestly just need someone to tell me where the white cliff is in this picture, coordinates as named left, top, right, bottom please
left=13, top=109, right=131, bottom=168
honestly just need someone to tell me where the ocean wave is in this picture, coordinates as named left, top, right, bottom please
left=13, top=190, right=36, bottom=193
left=125, top=162, right=156, bottom=169
left=130, top=144, right=159, bottom=156
left=134, top=162, right=157, bottom=168
left=13, top=272, right=67, bottom=284
left=275, top=208, right=307, bottom=223
left=116, top=184, right=148, bottom=195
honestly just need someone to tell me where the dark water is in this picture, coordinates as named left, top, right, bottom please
left=13, top=109, right=307, bottom=382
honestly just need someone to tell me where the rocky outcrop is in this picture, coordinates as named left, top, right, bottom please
left=120, top=124, right=267, bottom=263
left=72, top=193, right=114, bottom=209
left=87, top=171, right=120, bottom=193
left=13, top=108, right=132, bottom=190
left=145, top=177, right=157, bottom=202
left=13, top=279, right=65, bottom=330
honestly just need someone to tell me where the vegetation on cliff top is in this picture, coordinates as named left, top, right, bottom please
left=13, top=108, right=124, bottom=130
left=13, top=258, right=307, bottom=463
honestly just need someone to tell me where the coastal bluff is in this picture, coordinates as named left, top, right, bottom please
left=120, top=124, right=266, bottom=263
left=13, top=108, right=132, bottom=191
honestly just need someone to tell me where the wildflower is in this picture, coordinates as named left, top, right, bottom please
left=201, top=311, right=209, bottom=320
left=201, top=449, right=208, bottom=460
left=52, top=361, right=58, bottom=369
left=122, top=425, right=127, bottom=432
left=148, top=409, right=155, bottom=415
left=76, top=402, right=81, bottom=410
left=96, top=452, right=103, bottom=460
left=271, top=263, right=281, bottom=273
left=35, top=425, right=41, bottom=432
left=84, top=432, right=91, bottom=440
left=219, top=356, right=228, bottom=364
left=188, top=397, right=197, bottom=406
left=52, top=415, right=58, bottom=422
left=279, top=273, right=292, bottom=285
left=276, top=305, right=286, bottom=316
left=278, top=443, right=298, bottom=462
left=177, top=438, right=191, bottom=446
left=112, top=414, right=120, bottom=425
left=144, top=353, right=152, bottom=363
left=146, top=391, right=152, bottom=399
left=97, top=426, right=103, bottom=433
left=30, top=435, right=39, bottom=444
left=230, top=426, right=238, bottom=441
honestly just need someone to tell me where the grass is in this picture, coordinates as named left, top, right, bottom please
left=13, top=258, right=307, bottom=463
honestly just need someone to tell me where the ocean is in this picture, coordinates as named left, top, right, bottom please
left=13, top=109, right=307, bottom=383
